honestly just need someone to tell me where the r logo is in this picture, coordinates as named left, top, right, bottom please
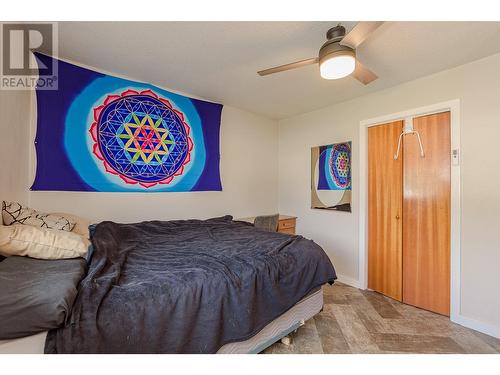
left=1, top=22, right=58, bottom=90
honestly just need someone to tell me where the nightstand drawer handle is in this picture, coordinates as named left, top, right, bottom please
left=279, top=220, right=295, bottom=229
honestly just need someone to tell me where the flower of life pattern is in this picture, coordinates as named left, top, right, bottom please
left=90, top=90, right=193, bottom=188
left=329, top=143, right=351, bottom=189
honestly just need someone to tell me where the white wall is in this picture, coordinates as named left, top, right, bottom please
left=0, top=89, right=31, bottom=205
left=278, top=52, right=500, bottom=334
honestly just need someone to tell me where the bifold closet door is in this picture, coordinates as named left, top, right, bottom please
left=403, top=111, right=451, bottom=316
left=368, top=121, right=403, bottom=301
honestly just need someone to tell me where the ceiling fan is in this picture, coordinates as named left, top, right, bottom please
left=257, top=22, right=383, bottom=84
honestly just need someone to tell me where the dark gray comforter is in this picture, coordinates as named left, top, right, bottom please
left=45, top=216, right=336, bottom=353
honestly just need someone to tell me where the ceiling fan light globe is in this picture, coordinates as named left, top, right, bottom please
left=319, top=54, right=356, bottom=80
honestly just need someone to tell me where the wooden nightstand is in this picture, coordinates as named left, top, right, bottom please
left=277, top=215, right=297, bottom=235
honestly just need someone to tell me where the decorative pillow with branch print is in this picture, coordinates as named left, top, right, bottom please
left=2, top=201, right=76, bottom=232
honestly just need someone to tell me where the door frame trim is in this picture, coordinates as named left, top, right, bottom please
left=359, top=99, right=461, bottom=321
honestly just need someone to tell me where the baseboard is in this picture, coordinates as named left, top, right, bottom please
left=335, top=274, right=364, bottom=289
left=452, top=314, right=500, bottom=339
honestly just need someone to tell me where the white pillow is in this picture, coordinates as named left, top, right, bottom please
left=2, top=201, right=76, bottom=232
left=0, top=224, right=89, bottom=260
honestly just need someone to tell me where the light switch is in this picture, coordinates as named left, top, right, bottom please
left=451, top=149, right=460, bottom=166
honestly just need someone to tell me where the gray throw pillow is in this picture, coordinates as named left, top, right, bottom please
left=254, top=214, right=279, bottom=232
left=0, top=255, right=86, bottom=339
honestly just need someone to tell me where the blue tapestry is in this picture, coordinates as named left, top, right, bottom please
left=317, top=142, right=351, bottom=191
left=32, top=54, right=223, bottom=192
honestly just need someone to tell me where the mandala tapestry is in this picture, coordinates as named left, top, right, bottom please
left=32, top=54, right=223, bottom=192
left=311, top=142, right=351, bottom=212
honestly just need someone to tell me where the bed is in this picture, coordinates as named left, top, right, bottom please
left=0, top=215, right=336, bottom=354
left=0, top=288, right=324, bottom=354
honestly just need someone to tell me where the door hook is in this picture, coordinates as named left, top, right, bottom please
left=393, top=121, right=425, bottom=160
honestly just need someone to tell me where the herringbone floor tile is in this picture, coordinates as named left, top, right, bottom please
left=264, top=282, right=500, bottom=354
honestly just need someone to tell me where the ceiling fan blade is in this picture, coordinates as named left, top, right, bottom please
left=352, top=61, right=378, bottom=85
left=340, top=21, right=384, bottom=49
left=257, top=57, right=319, bottom=76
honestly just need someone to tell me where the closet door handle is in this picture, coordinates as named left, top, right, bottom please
left=395, top=215, right=400, bottom=220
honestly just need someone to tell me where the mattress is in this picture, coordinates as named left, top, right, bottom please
left=0, top=288, right=323, bottom=354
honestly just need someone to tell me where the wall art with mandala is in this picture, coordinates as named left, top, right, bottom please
left=311, top=142, right=351, bottom=212
left=32, top=54, right=223, bottom=192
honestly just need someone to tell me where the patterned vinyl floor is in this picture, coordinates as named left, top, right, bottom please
left=264, top=282, right=500, bottom=354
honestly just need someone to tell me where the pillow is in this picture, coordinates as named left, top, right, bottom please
left=51, top=212, right=90, bottom=238
left=2, top=201, right=76, bottom=232
left=0, top=224, right=89, bottom=260
left=0, top=255, right=87, bottom=340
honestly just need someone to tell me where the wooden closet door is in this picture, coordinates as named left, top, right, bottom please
left=368, top=121, right=403, bottom=301
left=403, top=111, right=451, bottom=315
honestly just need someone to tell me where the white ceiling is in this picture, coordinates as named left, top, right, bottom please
left=54, top=21, right=500, bottom=119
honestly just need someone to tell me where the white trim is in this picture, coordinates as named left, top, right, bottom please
left=452, top=315, right=500, bottom=340
left=335, top=274, right=364, bottom=289
left=358, top=99, right=461, bottom=322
